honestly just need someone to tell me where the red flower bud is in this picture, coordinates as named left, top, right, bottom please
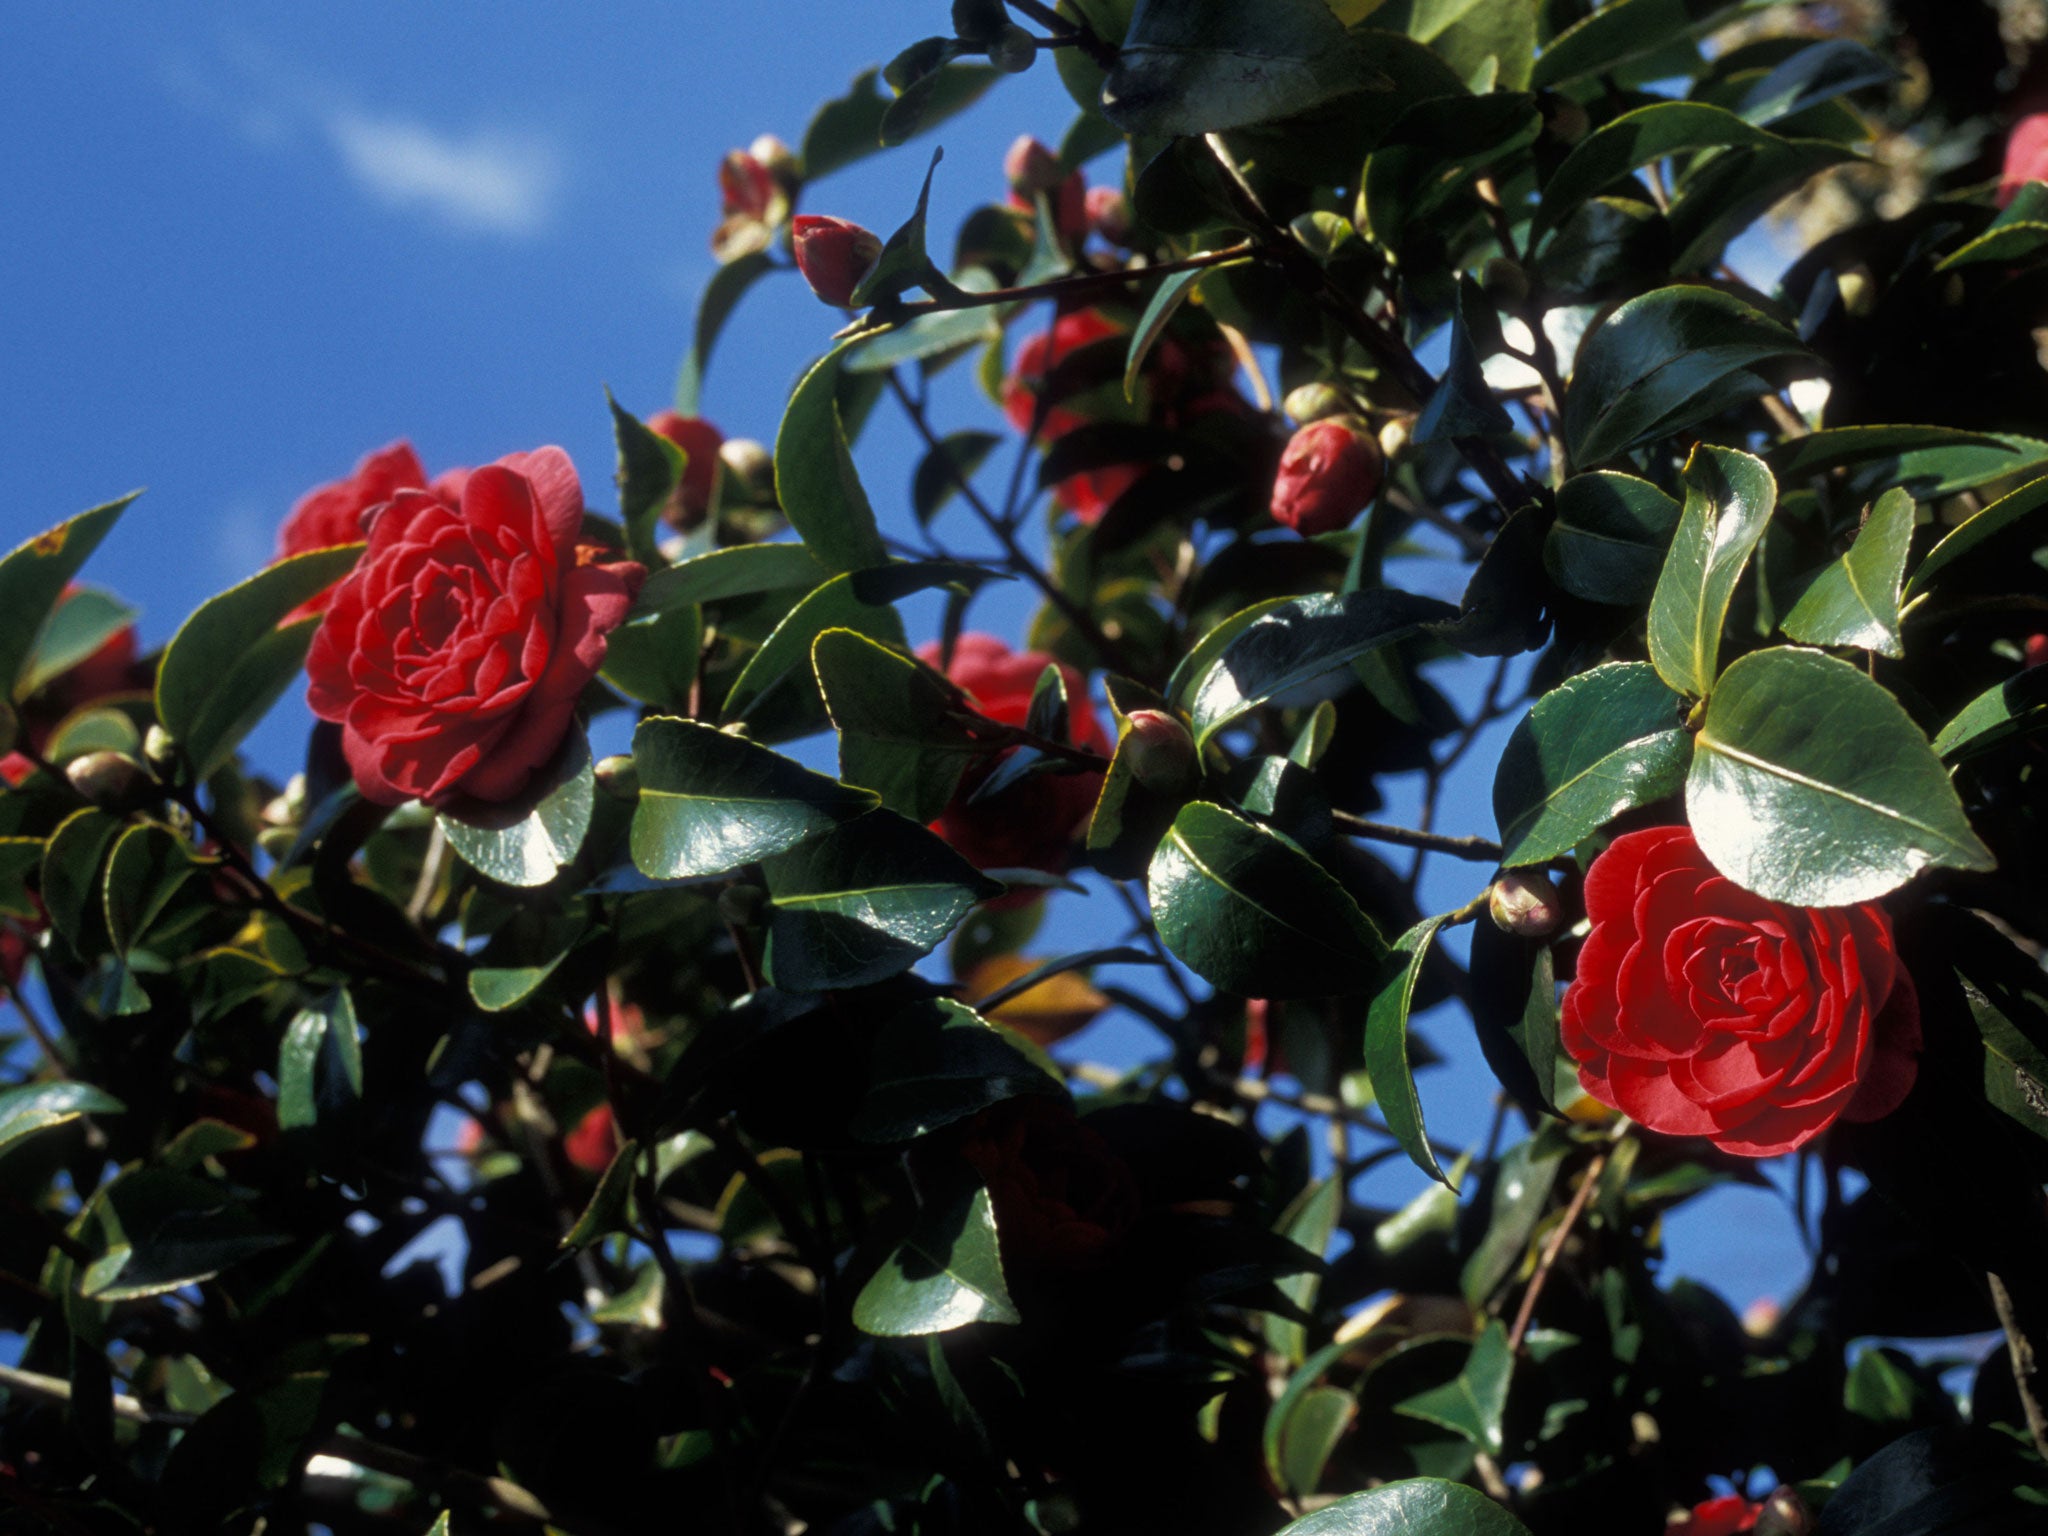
left=646, top=410, right=725, bottom=529
left=2000, top=111, right=2048, bottom=207
left=1121, top=709, right=1197, bottom=793
left=1003, top=138, right=1087, bottom=243
left=1667, top=1494, right=1763, bottom=1536
left=563, top=1103, right=619, bottom=1175
left=2025, top=632, right=2048, bottom=668
left=1003, top=136, right=1064, bottom=195
left=1085, top=185, right=1130, bottom=246
left=791, top=215, right=883, bottom=307
left=1270, top=417, right=1384, bottom=536
left=1488, top=870, right=1562, bottom=938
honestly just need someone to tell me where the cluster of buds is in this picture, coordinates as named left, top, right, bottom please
left=713, top=133, right=798, bottom=262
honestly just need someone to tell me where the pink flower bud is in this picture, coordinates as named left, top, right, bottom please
left=791, top=215, right=883, bottom=307
left=1488, top=870, right=1562, bottom=938
left=1085, top=185, right=1130, bottom=246
left=2001, top=112, right=2048, bottom=207
left=1121, top=709, right=1197, bottom=793
left=1003, top=136, right=1064, bottom=195
left=1270, top=417, right=1384, bottom=536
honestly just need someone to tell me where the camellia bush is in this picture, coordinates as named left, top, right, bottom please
left=9, top=1, right=2048, bottom=1532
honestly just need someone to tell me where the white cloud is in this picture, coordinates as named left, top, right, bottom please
left=321, top=111, right=560, bottom=236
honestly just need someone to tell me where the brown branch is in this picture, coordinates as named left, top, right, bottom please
left=1331, top=810, right=1502, bottom=863
left=1507, top=1149, right=1608, bottom=1353
left=881, top=242, right=1257, bottom=322
left=1989, top=1271, right=2048, bottom=1462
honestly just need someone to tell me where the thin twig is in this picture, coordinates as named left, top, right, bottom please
left=882, top=242, right=1256, bottom=322
left=1507, top=1149, right=1609, bottom=1353
left=1331, top=811, right=1502, bottom=863
left=1989, top=1271, right=2048, bottom=1461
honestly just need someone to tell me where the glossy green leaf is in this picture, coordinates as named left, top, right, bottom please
left=1565, top=289, right=1808, bottom=467
left=600, top=602, right=703, bottom=712
left=0, top=837, right=40, bottom=921
left=0, top=1080, right=124, bottom=1159
left=675, top=249, right=775, bottom=414
left=609, top=393, right=688, bottom=569
left=1936, top=220, right=2048, bottom=272
left=1933, top=665, right=2048, bottom=762
left=1953, top=912, right=2048, bottom=1142
left=81, top=1169, right=290, bottom=1302
left=910, top=430, right=1002, bottom=528
left=1736, top=38, right=1895, bottom=125
left=1647, top=445, right=1776, bottom=699
left=814, top=628, right=983, bottom=823
left=1265, top=1178, right=1342, bottom=1365
left=468, top=905, right=588, bottom=1011
left=278, top=988, right=363, bottom=1131
left=1101, top=0, right=1383, bottom=137
left=630, top=715, right=876, bottom=880
left=1536, top=102, right=1785, bottom=237
left=1267, top=1365, right=1357, bottom=1501
left=1148, top=801, right=1384, bottom=999
left=1366, top=916, right=1451, bottom=1187
left=852, top=997, right=1064, bottom=1144
left=0, top=494, right=136, bottom=703
left=1905, top=474, right=2048, bottom=601
left=1665, top=136, right=1855, bottom=273
left=775, top=343, right=890, bottom=574
left=1689, top=646, right=1995, bottom=904
left=718, top=570, right=909, bottom=741
left=103, top=822, right=202, bottom=958
left=879, top=63, right=1000, bottom=149
left=562, top=1139, right=639, bottom=1250
left=1274, top=1476, right=1533, bottom=1535
left=1494, top=663, right=1690, bottom=867
left=638, top=541, right=827, bottom=614
left=1125, top=262, right=1235, bottom=401
left=21, top=587, right=138, bottom=698
left=760, top=809, right=1001, bottom=992
left=1782, top=487, right=1914, bottom=656
left=800, top=68, right=890, bottom=181
left=1545, top=471, right=1682, bottom=605
left=1414, top=293, right=1515, bottom=445
left=1187, top=590, right=1456, bottom=750
left=1461, top=1130, right=1565, bottom=1304
left=845, top=296, right=1004, bottom=376
left=156, top=545, right=361, bottom=782
left=1421, top=0, right=1539, bottom=92
left=852, top=1183, right=1019, bottom=1335
left=1533, top=0, right=1745, bottom=89
left=1771, top=426, right=2048, bottom=501
left=42, top=807, right=123, bottom=948
left=1394, top=1321, right=1513, bottom=1456
left=1167, top=595, right=1291, bottom=705
left=438, top=732, right=594, bottom=889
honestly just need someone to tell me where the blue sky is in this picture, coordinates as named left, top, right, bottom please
left=1, top=4, right=1815, bottom=1308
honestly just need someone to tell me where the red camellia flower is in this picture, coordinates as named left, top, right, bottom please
left=791, top=214, right=883, bottom=306
left=562, top=1104, right=619, bottom=1175
left=915, top=633, right=1109, bottom=883
left=305, top=447, right=644, bottom=809
left=276, top=442, right=473, bottom=620
left=1560, top=827, right=1922, bottom=1157
left=645, top=410, right=725, bottom=530
left=2000, top=112, right=2048, bottom=206
left=959, top=1097, right=1141, bottom=1272
left=1270, top=418, right=1385, bottom=535
left=1667, top=1494, right=1762, bottom=1535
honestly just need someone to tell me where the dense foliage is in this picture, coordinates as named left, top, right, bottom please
left=7, top=2, right=2048, bottom=1532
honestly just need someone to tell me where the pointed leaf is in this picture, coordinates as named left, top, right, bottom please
left=1646, top=445, right=1776, bottom=699
left=1366, top=916, right=1451, bottom=1187
left=1275, top=1477, right=1533, bottom=1535
left=21, top=587, right=138, bottom=698
left=1904, top=474, right=2048, bottom=600
left=853, top=1183, right=1019, bottom=1335
left=1771, top=426, right=2048, bottom=501
left=438, top=732, right=594, bottom=888
left=1782, top=488, right=1914, bottom=656
left=1933, top=665, right=2048, bottom=763
left=1544, top=471, right=1682, bottom=605
left=1393, top=1321, right=1513, bottom=1456
left=0, top=1081, right=124, bottom=1159
left=0, top=494, right=137, bottom=703
left=851, top=997, right=1064, bottom=1144
left=675, top=249, right=776, bottom=414
left=1533, top=0, right=1746, bottom=89
left=775, top=344, right=890, bottom=574
left=638, top=541, right=827, bottom=614
left=609, top=394, right=689, bottom=569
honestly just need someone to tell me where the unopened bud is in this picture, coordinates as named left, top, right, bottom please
left=1121, top=709, right=1198, bottom=793
left=594, top=755, right=640, bottom=801
left=1482, top=255, right=1529, bottom=308
left=1378, top=417, right=1410, bottom=462
left=791, top=215, right=884, bottom=307
left=988, top=24, right=1037, bottom=73
left=647, top=410, right=725, bottom=528
left=1270, top=416, right=1384, bottom=536
left=65, top=750, right=152, bottom=812
left=719, top=438, right=776, bottom=507
left=1085, top=185, right=1130, bottom=246
left=719, top=883, right=768, bottom=927
left=143, top=723, right=179, bottom=777
left=1488, top=870, right=1562, bottom=938
left=1283, top=382, right=1352, bottom=425
left=2025, top=633, right=2048, bottom=669
left=747, top=133, right=798, bottom=186
left=1753, top=1489, right=1815, bottom=1536
left=1003, top=136, right=1064, bottom=195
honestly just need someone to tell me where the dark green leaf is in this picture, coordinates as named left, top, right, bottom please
left=1936, top=221, right=2048, bottom=272
left=814, top=628, right=981, bottom=823
left=1187, top=590, right=1457, bottom=750
left=439, top=732, right=595, bottom=888
left=0, top=494, right=137, bottom=703
left=469, top=906, right=589, bottom=1011
left=609, top=393, right=688, bottom=569
left=880, top=63, right=1000, bottom=148
left=156, top=546, right=361, bottom=781
left=1268, top=1373, right=1357, bottom=1501
left=1782, top=487, right=1914, bottom=656
left=911, top=430, right=1003, bottom=527
left=852, top=1183, right=1019, bottom=1335
left=1646, top=444, right=1776, bottom=699
left=1414, top=290, right=1514, bottom=445
left=844, top=297, right=1004, bottom=375
left=1564, top=289, right=1809, bottom=467
left=81, top=1169, right=290, bottom=1301
left=638, top=541, right=828, bottom=614
left=850, top=149, right=961, bottom=308
left=1736, top=38, right=1895, bottom=126
left=851, top=997, right=1064, bottom=1143
left=1536, top=102, right=1787, bottom=237
left=1494, top=662, right=1690, bottom=867
left=1265, top=1177, right=1342, bottom=1365
left=0, top=836, right=40, bottom=920
left=719, top=570, right=908, bottom=743
left=1532, top=0, right=1745, bottom=89
left=1124, top=262, right=1239, bottom=401
left=42, top=807, right=123, bottom=948
left=775, top=344, right=890, bottom=574
left=1366, top=916, right=1451, bottom=1187
left=1273, top=1476, right=1532, bottom=1535
left=760, top=809, right=1001, bottom=992
left=562, top=1139, right=639, bottom=1250
left=278, top=988, right=363, bottom=1131
left=21, top=587, right=138, bottom=698
left=1148, top=801, right=1385, bottom=999
left=1933, top=665, right=2048, bottom=762
left=1905, top=474, right=2048, bottom=601
left=1955, top=915, right=2048, bottom=1142
left=600, top=603, right=704, bottom=712
left=800, top=69, right=891, bottom=181
left=1689, top=646, right=1995, bottom=904
left=1460, top=1131, right=1565, bottom=1304
left=675, top=250, right=776, bottom=414
left=0, top=1080, right=123, bottom=1159
left=1664, top=135, right=1853, bottom=273
left=630, top=715, right=876, bottom=880
left=102, top=822, right=201, bottom=958
left=1545, top=470, right=1682, bottom=605
left=1771, top=426, right=2048, bottom=501
left=1533, top=195, right=1672, bottom=300
left=1394, top=1321, right=1513, bottom=1456
left=1420, top=0, right=1540, bottom=92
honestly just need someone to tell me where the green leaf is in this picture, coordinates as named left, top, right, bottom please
left=637, top=541, right=827, bottom=614
left=801, top=69, right=891, bottom=181
left=630, top=715, right=876, bottom=880
left=1264, top=1178, right=1342, bottom=1365
left=1187, top=591, right=1456, bottom=750
left=844, top=294, right=1005, bottom=376
left=1936, top=221, right=2048, bottom=272
left=600, top=603, right=704, bottom=712
left=1771, top=426, right=2048, bottom=501
left=0, top=837, right=42, bottom=921
left=851, top=997, right=1064, bottom=1143
left=42, top=807, right=124, bottom=948
left=1953, top=912, right=2048, bottom=1143
left=911, top=430, right=1003, bottom=528
left=1536, top=102, right=1786, bottom=237
left=760, top=809, right=1001, bottom=992
left=562, top=1139, right=639, bottom=1250
left=1365, top=916, right=1451, bottom=1187
left=0, top=494, right=137, bottom=704
left=849, top=149, right=960, bottom=308
left=1664, top=136, right=1855, bottom=273
left=1646, top=444, right=1776, bottom=699
left=21, top=587, right=138, bottom=698
left=675, top=249, right=776, bottom=414
left=814, top=628, right=982, bottom=823
left=1781, top=487, right=1914, bottom=657
left=1124, top=262, right=1238, bottom=402
left=278, top=988, right=363, bottom=1131
left=102, top=822, right=202, bottom=958
left=1689, top=646, right=1995, bottom=905
left=774, top=344, right=890, bottom=574
left=1147, top=801, right=1385, bottom=999
left=852, top=1183, right=1019, bottom=1335
left=0, top=1080, right=123, bottom=1159
left=1101, top=0, right=1385, bottom=137
left=1736, top=38, right=1896, bottom=126
left=81, top=1169, right=290, bottom=1301
left=468, top=905, right=589, bottom=1011
left=1533, top=0, right=1745, bottom=89
left=1461, top=1129, right=1566, bottom=1304
left=1393, top=1321, right=1513, bottom=1457
left=880, top=63, right=1000, bottom=149
left=156, top=545, right=362, bottom=782
left=1544, top=471, right=1683, bottom=605
left=609, top=393, right=688, bottom=569
left=1422, top=0, right=1540, bottom=92
left=1494, top=663, right=1690, bottom=868
left=1564, top=288, right=1809, bottom=467
left=1904, top=474, right=2048, bottom=601
left=1264, top=1350, right=1357, bottom=1501
left=1414, top=292, right=1515, bottom=445
left=1273, top=1476, right=1532, bottom=1535
left=438, top=732, right=595, bottom=889
left=1933, top=665, right=2048, bottom=763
